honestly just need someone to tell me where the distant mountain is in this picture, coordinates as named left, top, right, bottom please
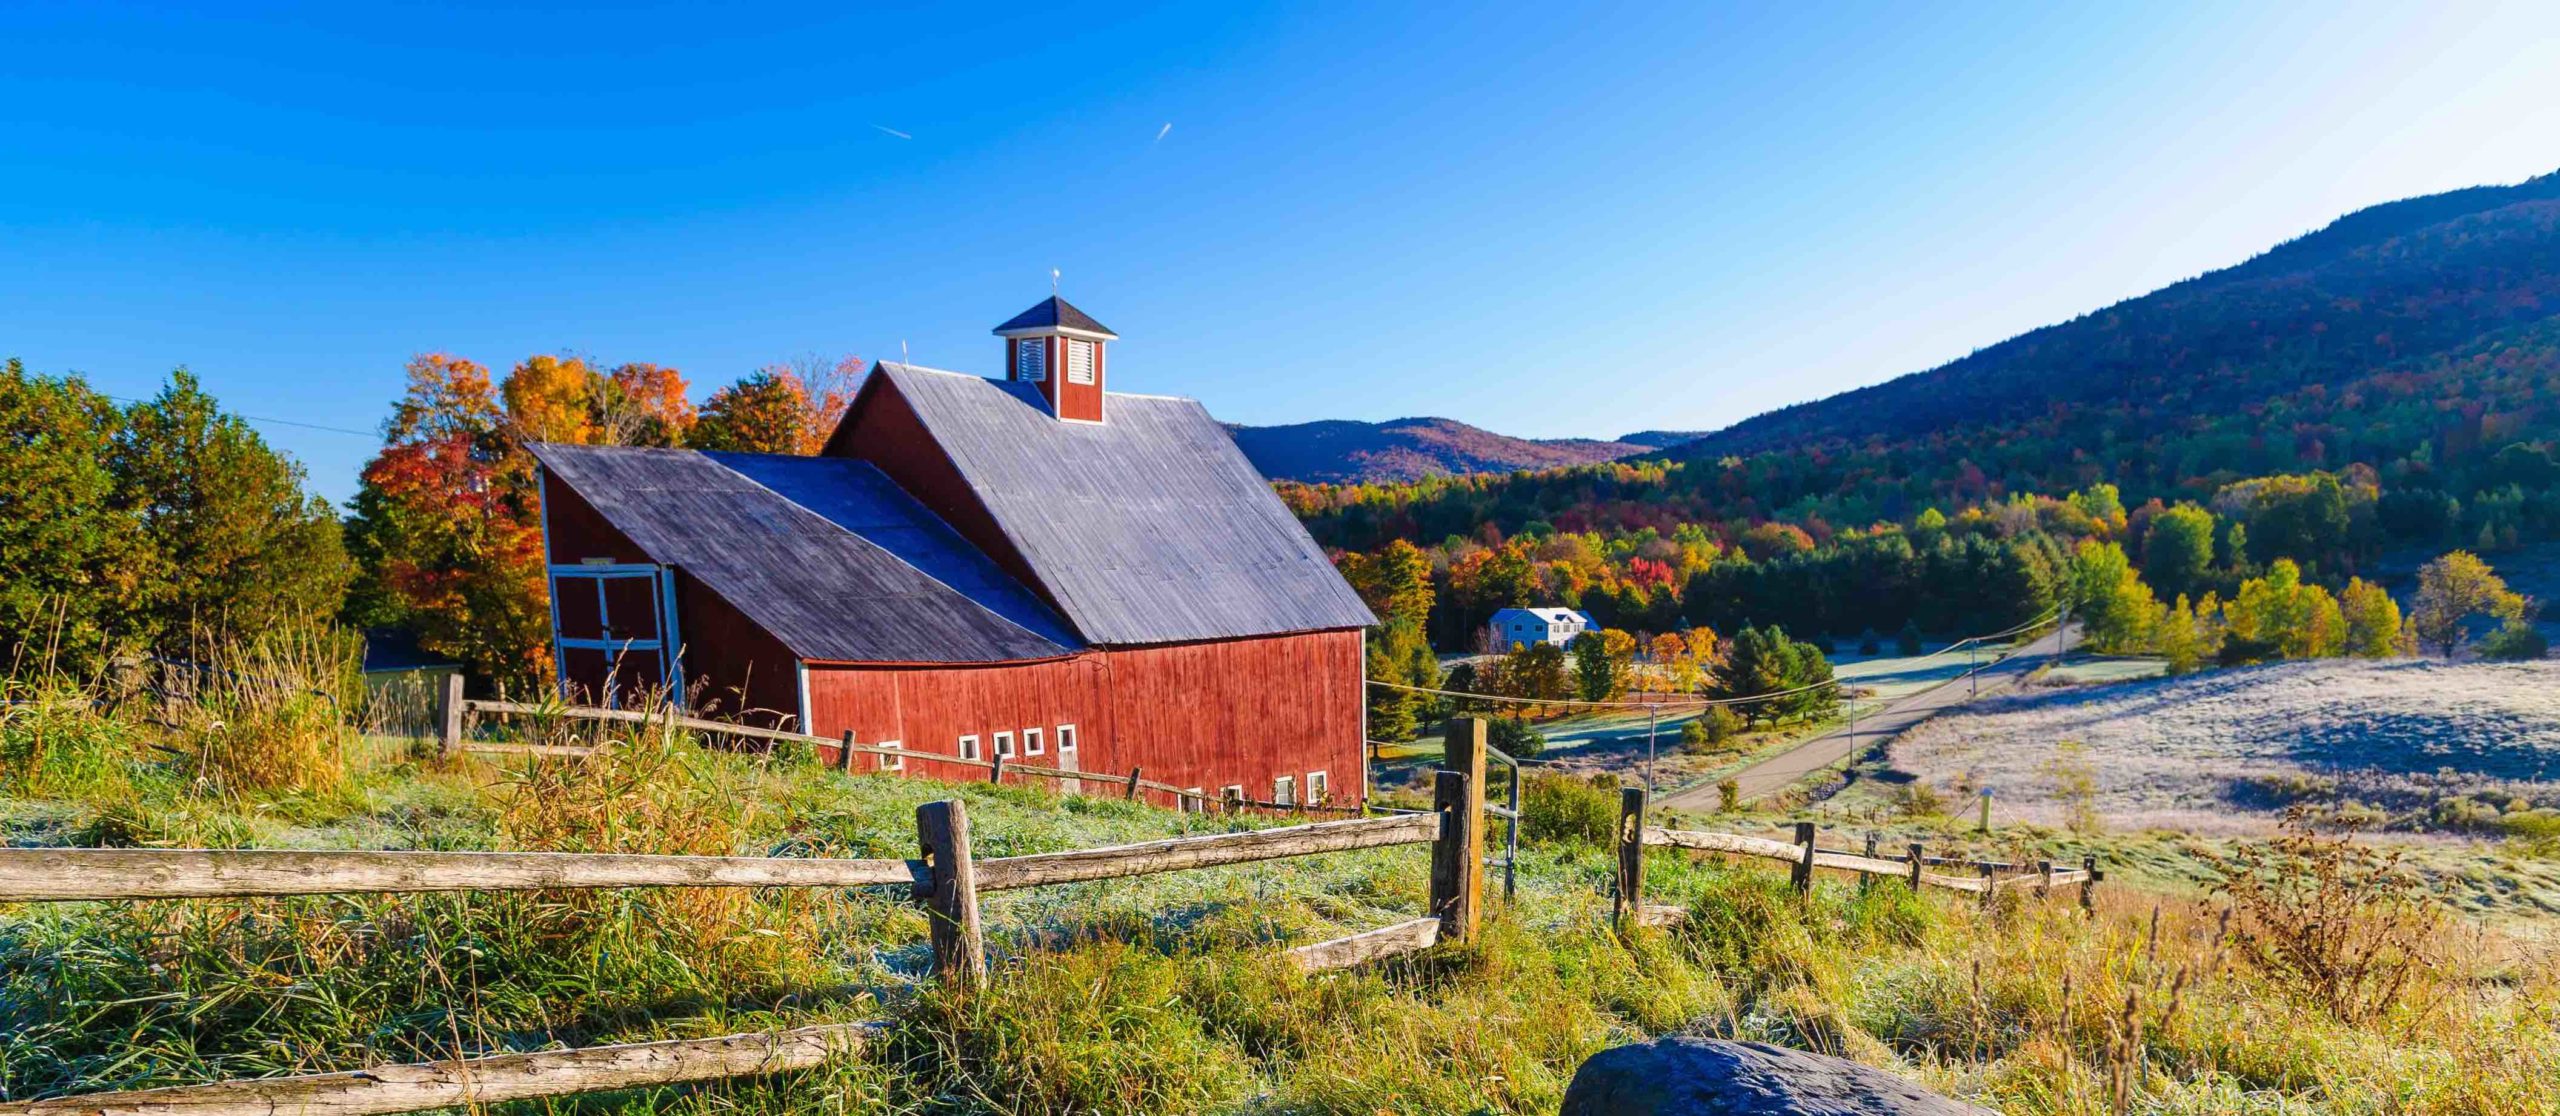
left=1228, top=417, right=1646, bottom=484
left=1616, top=430, right=1712, bottom=451
left=1673, top=170, right=2560, bottom=466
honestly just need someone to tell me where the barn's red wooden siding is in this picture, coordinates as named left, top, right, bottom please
left=1055, top=338, right=1103, bottom=423
left=804, top=629, right=1364, bottom=807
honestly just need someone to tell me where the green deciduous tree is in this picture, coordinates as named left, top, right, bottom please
left=2067, top=539, right=2159, bottom=654
left=2338, top=577, right=2408, bottom=658
left=2143, top=503, right=2217, bottom=602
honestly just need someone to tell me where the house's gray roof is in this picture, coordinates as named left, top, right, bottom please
left=869, top=363, right=1377, bottom=645
left=531, top=444, right=1079, bottom=664
left=993, top=296, right=1115, bottom=337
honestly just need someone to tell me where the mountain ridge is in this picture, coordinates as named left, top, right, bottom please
left=1227, top=416, right=1650, bottom=484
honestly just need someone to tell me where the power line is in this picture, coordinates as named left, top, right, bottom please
left=103, top=395, right=377, bottom=438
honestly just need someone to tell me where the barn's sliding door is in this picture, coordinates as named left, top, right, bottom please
left=548, top=563, right=683, bottom=710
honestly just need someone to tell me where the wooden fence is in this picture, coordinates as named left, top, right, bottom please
left=0, top=767, right=1483, bottom=1116
left=1608, top=786, right=2103, bottom=928
left=0, top=713, right=2103, bottom=1115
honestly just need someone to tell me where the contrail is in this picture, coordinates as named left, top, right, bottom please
left=1153, top=122, right=1172, bottom=143
left=871, top=124, right=913, bottom=140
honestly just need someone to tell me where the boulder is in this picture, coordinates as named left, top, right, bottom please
left=1559, top=1036, right=1992, bottom=1116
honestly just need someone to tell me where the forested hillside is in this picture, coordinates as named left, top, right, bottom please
left=1227, top=417, right=1643, bottom=483
left=1293, top=171, right=2560, bottom=667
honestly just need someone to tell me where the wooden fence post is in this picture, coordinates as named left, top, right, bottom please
left=1790, top=822, right=1816, bottom=895
left=2037, top=859, right=2054, bottom=899
left=1124, top=767, right=1143, bottom=800
left=838, top=730, right=856, bottom=773
left=437, top=673, right=465, bottom=757
left=987, top=753, right=1006, bottom=785
left=1861, top=832, right=1879, bottom=894
left=1444, top=718, right=1488, bottom=807
left=1429, top=769, right=1483, bottom=944
left=1978, top=861, right=1997, bottom=909
left=1907, top=843, right=1924, bottom=891
left=1223, top=787, right=1242, bottom=816
left=2080, top=855, right=2100, bottom=916
left=914, top=800, right=985, bottom=989
left=1612, top=787, right=1646, bottom=930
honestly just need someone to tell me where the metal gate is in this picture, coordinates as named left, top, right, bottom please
left=548, top=562, right=683, bottom=709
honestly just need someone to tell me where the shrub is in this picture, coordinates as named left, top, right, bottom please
left=2206, top=808, right=2447, bottom=1023
left=1887, top=779, right=1946, bottom=819
left=1857, top=629, right=1882, bottom=656
left=1717, top=777, right=1741, bottom=813
left=1521, top=771, right=1617, bottom=846
left=1896, top=621, right=1924, bottom=655
left=1488, top=716, right=1547, bottom=758
left=1699, top=706, right=1743, bottom=747
left=1678, top=718, right=1711, bottom=752
left=2039, top=740, right=2100, bottom=834
left=2477, top=621, right=2548, bottom=661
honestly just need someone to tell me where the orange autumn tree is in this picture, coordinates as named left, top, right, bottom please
left=346, top=352, right=697, bottom=691
left=689, top=355, right=862, bottom=455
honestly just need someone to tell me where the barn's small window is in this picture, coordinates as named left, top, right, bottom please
left=994, top=731, right=1015, bottom=758
left=1066, top=340, right=1095, bottom=385
left=1015, top=339, right=1046, bottom=382
left=1273, top=775, right=1296, bottom=806
left=958, top=734, right=980, bottom=761
left=878, top=740, right=904, bottom=772
left=1181, top=787, right=1206, bottom=814
left=1306, top=770, right=1328, bottom=805
left=1056, top=724, right=1078, bottom=759
left=1022, top=727, right=1044, bottom=756
left=1220, top=784, right=1244, bottom=811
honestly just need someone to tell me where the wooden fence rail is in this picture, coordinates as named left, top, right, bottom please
left=0, top=1022, right=879, bottom=1116
left=1612, top=789, right=2102, bottom=927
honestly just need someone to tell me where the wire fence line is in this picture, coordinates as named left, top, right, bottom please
left=1365, top=603, right=2065, bottom=712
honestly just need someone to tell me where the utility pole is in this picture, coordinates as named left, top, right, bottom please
left=1645, top=704, right=1658, bottom=793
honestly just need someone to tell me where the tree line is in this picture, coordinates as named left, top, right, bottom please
left=2, top=353, right=859, bottom=690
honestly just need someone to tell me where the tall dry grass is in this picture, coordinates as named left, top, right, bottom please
left=167, top=620, right=361, bottom=793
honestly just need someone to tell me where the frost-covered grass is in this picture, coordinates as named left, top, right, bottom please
left=1887, top=659, right=2560, bottom=838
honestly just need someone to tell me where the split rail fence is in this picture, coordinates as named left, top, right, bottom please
left=0, top=715, right=1492, bottom=1116
left=0, top=708, right=2102, bottom=1116
left=1607, top=786, right=2103, bottom=928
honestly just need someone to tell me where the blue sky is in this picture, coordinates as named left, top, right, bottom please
left=7, top=2, right=2560, bottom=504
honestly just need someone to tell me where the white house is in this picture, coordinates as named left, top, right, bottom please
left=1486, top=607, right=1598, bottom=651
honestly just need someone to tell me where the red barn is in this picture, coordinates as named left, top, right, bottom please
left=530, top=298, right=1378, bottom=807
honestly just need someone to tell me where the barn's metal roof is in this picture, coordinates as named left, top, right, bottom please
left=531, top=444, right=1080, bottom=664
left=870, top=363, right=1377, bottom=645
left=993, top=295, right=1116, bottom=337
